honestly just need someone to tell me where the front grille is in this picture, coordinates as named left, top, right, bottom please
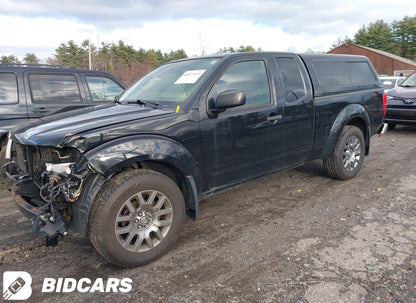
left=12, top=143, right=81, bottom=177
left=389, top=97, right=416, bottom=106
left=402, top=98, right=416, bottom=105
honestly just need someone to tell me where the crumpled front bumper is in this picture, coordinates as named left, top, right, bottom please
left=2, top=160, right=21, bottom=181
left=12, top=182, right=44, bottom=221
left=3, top=164, right=68, bottom=246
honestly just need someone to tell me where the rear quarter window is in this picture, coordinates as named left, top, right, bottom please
left=347, top=62, right=377, bottom=84
left=0, top=73, right=18, bottom=104
left=312, top=60, right=377, bottom=91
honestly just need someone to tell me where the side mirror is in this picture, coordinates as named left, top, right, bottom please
left=208, top=90, right=246, bottom=116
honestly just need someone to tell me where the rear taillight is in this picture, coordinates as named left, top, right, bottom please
left=382, top=93, right=387, bottom=116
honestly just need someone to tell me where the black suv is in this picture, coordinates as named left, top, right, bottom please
left=0, top=64, right=126, bottom=159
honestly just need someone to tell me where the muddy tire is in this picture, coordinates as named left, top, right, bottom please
left=323, top=125, right=365, bottom=180
left=88, top=169, right=185, bottom=268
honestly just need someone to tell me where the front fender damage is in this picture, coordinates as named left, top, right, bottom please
left=6, top=134, right=201, bottom=247
left=6, top=146, right=93, bottom=246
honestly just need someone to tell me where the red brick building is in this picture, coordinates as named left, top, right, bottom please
left=328, top=43, right=416, bottom=77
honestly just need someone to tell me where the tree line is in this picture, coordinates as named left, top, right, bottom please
left=2, top=14, right=414, bottom=83
left=333, top=15, right=416, bottom=60
left=0, top=41, right=258, bottom=84
left=0, top=40, right=189, bottom=84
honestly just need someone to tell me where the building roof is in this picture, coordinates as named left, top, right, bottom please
left=331, top=43, right=416, bottom=67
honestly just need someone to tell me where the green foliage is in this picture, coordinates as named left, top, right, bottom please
left=111, top=41, right=137, bottom=66
left=163, top=49, right=187, bottom=63
left=217, top=46, right=235, bottom=53
left=332, top=36, right=354, bottom=49
left=237, top=45, right=256, bottom=52
left=23, top=53, right=40, bottom=64
left=217, top=45, right=258, bottom=53
left=47, top=40, right=188, bottom=71
left=1, top=55, right=21, bottom=64
left=40, top=40, right=190, bottom=83
left=354, top=20, right=394, bottom=53
left=392, top=16, right=416, bottom=59
left=350, top=16, right=416, bottom=60
left=141, top=49, right=164, bottom=67
left=48, top=40, right=87, bottom=67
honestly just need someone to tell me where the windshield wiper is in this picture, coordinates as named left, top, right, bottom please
left=113, top=92, right=127, bottom=105
left=136, top=100, right=160, bottom=108
left=113, top=97, right=122, bottom=105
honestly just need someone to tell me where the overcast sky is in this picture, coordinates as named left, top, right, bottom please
left=1, top=0, right=416, bottom=61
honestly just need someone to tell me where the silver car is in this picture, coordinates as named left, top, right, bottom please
left=380, top=76, right=406, bottom=93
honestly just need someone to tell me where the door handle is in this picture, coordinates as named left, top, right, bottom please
left=33, top=108, right=50, bottom=114
left=267, top=114, right=282, bottom=122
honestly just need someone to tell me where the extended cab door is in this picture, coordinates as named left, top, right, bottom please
left=200, top=57, right=284, bottom=190
left=275, top=56, right=314, bottom=167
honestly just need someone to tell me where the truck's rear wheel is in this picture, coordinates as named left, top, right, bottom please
left=323, top=125, right=365, bottom=180
left=88, top=169, right=185, bottom=268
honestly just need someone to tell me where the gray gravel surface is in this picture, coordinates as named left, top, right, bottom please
left=0, top=126, right=415, bottom=303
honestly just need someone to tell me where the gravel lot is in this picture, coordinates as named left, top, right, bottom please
left=1, top=126, right=415, bottom=303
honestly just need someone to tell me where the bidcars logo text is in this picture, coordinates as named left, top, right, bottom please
left=42, top=278, right=132, bottom=293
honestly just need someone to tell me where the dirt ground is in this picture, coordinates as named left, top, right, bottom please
left=0, top=126, right=415, bottom=303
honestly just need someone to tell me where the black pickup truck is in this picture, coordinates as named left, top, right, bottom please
left=3, top=52, right=387, bottom=267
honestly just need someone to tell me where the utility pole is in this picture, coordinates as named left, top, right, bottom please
left=89, top=39, right=92, bottom=70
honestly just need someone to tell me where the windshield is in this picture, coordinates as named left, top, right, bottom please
left=120, top=58, right=220, bottom=107
left=400, top=73, right=416, bottom=87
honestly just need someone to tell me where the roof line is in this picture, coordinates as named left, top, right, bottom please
left=339, top=43, right=416, bottom=67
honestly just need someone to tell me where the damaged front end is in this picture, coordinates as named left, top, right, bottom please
left=3, top=141, right=90, bottom=246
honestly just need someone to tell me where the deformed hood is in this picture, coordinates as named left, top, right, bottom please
left=12, top=104, right=172, bottom=147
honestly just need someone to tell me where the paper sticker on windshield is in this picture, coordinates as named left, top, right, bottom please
left=175, top=70, right=206, bottom=84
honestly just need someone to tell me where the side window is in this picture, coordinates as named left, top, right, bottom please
left=0, top=73, right=18, bottom=104
left=86, top=76, right=124, bottom=102
left=346, top=62, right=377, bottom=84
left=313, top=61, right=351, bottom=87
left=29, top=74, right=82, bottom=103
left=312, top=60, right=377, bottom=89
left=216, top=60, right=270, bottom=107
left=276, top=58, right=306, bottom=102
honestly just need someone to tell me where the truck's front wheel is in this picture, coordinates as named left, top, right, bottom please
left=323, top=125, right=365, bottom=180
left=88, top=169, right=185, bottom=268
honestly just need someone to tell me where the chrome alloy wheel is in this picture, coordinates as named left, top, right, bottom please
left=115, top=190, right=173, bottom=252
left=343, top=135, right=362, bottom=172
